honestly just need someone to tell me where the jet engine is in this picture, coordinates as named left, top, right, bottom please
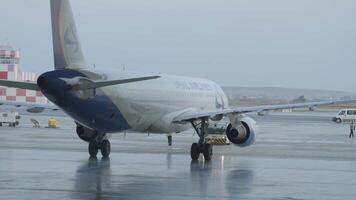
left=225, top=117, right=256, bottom=147
left=76, top=124, right=98, bottom=142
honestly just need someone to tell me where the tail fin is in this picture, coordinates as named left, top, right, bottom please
left=50, top=0, right=86, bottom=70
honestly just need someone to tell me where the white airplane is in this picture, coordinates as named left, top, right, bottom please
left=0, top=0, right=354, bottom=160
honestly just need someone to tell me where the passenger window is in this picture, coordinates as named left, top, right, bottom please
left=348, top=110, right=356, bottom=115
left=339, top=111, right=345, bottom=115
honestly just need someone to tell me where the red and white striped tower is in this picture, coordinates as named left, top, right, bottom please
left=0, top=44, right=48, bottom=104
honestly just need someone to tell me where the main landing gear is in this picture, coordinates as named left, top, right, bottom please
left=88, top=133, right=111, bottom=158
left=190, top=117, right=213, bottom=161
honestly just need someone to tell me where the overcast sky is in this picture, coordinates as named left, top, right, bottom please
left=1, top=0, right=355, bottom=92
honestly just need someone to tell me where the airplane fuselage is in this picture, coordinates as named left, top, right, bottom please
left=38, top=68, right=229, bottom=134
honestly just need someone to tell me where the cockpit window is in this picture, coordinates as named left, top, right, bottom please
left=339, top=110, right=346, bottom=115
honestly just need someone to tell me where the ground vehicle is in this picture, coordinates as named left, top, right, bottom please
left=205, top=121, right=230, bottom=145
left=332, top=109, right=356, bottom=123
left=0, top=111, right=20, bottom=127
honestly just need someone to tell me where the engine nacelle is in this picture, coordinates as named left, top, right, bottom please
left=225, top=117, right=256, bottom=147
left=76, top=124, right=98, bottom=142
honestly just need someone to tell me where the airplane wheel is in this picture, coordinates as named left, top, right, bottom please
left=89, top=140, right=99, bottom=157
left=191, top=143, right=200, bottom=160
left=100, top=140, right=111, bottom=157
left=203, top=143, right=213, bottom=161
left=336, top=118, right=341, bottom=123
left=168, top=135, right=172, bottom=146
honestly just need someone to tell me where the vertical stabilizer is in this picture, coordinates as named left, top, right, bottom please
left=50, top=0, right=86, bottom=69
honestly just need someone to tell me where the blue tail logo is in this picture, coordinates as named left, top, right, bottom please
left=215, top=94, right=225, bottom=109
left=64, top=24, right=79, bottom=52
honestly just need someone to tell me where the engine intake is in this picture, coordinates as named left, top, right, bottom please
left=76, top=124, right=98, bottom=142
left=225, top=117, right=256, bottom=147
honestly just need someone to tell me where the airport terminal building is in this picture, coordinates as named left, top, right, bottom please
left=0, top=45, right=48, bottom=104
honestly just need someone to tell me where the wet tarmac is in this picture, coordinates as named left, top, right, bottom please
left=0, top=112, right=356, bottom=200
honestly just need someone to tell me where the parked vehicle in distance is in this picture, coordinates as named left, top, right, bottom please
left=208, top=120, right=228, bottom=135
left=0, top=111, right=20, bottom=127
left=332, top=109, right=356, bottom=123
left=206, top=120, right=230, bottom=145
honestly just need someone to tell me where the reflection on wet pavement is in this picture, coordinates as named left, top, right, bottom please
left=0, top=113, right=356, bottom=199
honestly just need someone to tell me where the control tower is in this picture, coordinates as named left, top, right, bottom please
left=0, top=44, right=47, bottom=103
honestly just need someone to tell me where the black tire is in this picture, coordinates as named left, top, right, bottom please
left=100, top=140, right=111, bottom=157
left=202, top=143, right=213, bottom=161
left=88, top=140, right=99, bottom=157
left=168, top=135, right=172, bottom=146
left=336, top=118, right=342, bottom=123
left=191, top=143, right=200, bottom=160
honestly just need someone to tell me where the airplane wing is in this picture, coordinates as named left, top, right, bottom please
left=0, top=76, right=160, bottom=91
left=0, top=76, right=160, bottom=113
left=173, top=99, right=356, bottom=123
left=0, top=100, right=59, bottom=113
left=68, top=76, right=160, bottom=90
left=0, top=80, right=40, bottom=90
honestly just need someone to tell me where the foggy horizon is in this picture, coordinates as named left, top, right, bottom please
left=1, top=0, right=355, bottom=92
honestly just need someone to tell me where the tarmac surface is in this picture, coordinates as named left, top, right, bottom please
left=0, top=111, right=356, bottom=200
